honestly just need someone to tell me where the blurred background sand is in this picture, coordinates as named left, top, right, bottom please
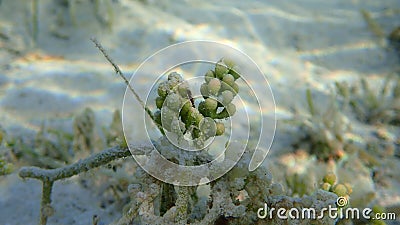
left=0, top=0, right=399, bottom=224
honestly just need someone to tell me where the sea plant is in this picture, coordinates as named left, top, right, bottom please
left=25, top=0, right=115, bottom=43
left=335, top=76, right=400, bottom=125
left=3, top=107, right=101, bottom=170
left=152, top=58, right=239, bottom=149
left=389, top=26, right=400, bottom=55
left=295, top=89, right=350, bottom=161
left=17, top=39, right=339, bottom=225
left=0, top=156, right=13, bottom=176
left=0, top=128, right=13, bottom=176
left=320, top=172, right=352, bottom=201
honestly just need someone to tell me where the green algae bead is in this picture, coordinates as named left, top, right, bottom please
left=204, top=98, right=218, bottom=111
left=168, top=79, right=179, bottom=90
left=220, top=82, right=232, bottom=93
left=321, top=182, right=331, bottom=191
left=230, top=66, right=241, bottom=80
left=208, top=78, right=221, bottom=96
left=192, top=127, right=201, bottom=139
left=216, top=122, right=225, bottom=136
left=323, top=173, right=336, bottom=185
left=221, top=82, right=239, bottom=95
left=168, top=72, right=183, bottom=82
left=200, top=117, right=216, bottom=138
left=221, top=90, right=234, bottom=105
left=158, top=82, right=169, bottom=98
left=156, top=96, right=164, bottom=109
left=161, top=107, right=176, bottom=130
left=189, top=107, right=203, bottom=126
left=344, top=183, right=352, bottom=195
left=215, top=103, right=236, bottom=119
left=224, top=58, right=241, bottom=80
left=193, top=113, right=204, bottom=126
left=222, top=58, right=235, bottom=69
left=372, top=205, right=386, bottom=214
left=226, top=103, right=236, bottom=116
left=180, top=101, right=191, bottom=118
left=332, top=184, right=347, bottom=197
left=231, top=83, right=239, bottom=94
left=177, top=81, right=189, bottom=97
left=199, top=98, right=218, bottom=117
left=198, top=101, right=210, bottom=117
left=167, top=72, right=184, bottom=92
left=171, top=119, right=185, bottom=134
left=215, top=62, right=229, bottom=79
left=222, top=74, right=235, bottom=86
left=200, top=83, right=209, bottom=98
left=205, top=70, right=215, bottom=83
left=165, top=93, right=182, bottom=111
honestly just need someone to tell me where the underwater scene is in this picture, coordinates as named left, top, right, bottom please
left=0, top=0, right=400, bottom=224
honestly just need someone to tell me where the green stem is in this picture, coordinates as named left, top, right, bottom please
left=306, top=89, right=315, bottom=116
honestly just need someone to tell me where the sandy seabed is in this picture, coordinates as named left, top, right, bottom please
left=0, top=0, right=399, bottom=224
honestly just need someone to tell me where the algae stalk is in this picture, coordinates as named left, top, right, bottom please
left=90, top=38, right=163, bottom=133
left=306, top=88, right=315, bottom=116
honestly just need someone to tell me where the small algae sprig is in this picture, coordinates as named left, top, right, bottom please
left=72, top=107, right=96, bottom=153
left=27, top=0, right=115, bottom=43
left=153, top=58, right=240, bottom=148
left=335, top=76, right=400, bottom=125
left=0, top=156, right=13, bottom=176
left=321, top=172, right=352, bottom=201
left=389, top=26, right=400, bottom=55
left=0, top=128, right=13, bottom=176
left=296, top=89, right=350, bottom=161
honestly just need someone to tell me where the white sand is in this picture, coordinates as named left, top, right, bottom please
left=0, top=0, right=399, bottom=224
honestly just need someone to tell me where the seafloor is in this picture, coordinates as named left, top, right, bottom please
left=0, top=0, right=399, bottom=224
